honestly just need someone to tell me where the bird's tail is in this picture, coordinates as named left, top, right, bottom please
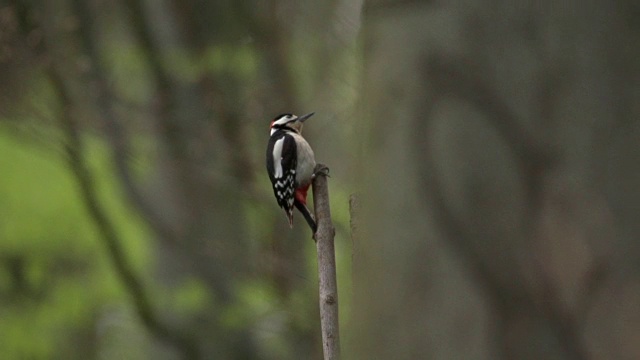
left=295, top=200, right=317, bottom=232
left=286, top=208, right=294, bottom=228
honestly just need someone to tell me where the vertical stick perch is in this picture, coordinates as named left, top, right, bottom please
left=312, top=163, right=340, bottom=360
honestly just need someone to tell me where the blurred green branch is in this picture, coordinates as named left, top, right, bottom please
left=48, top=65, right=198, bottom=359
left=7, top=0, right=201, bottom=355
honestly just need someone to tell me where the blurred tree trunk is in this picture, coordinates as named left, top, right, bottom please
left=18, top=0, right=259, bottom=357
left=353, top=0, right=640, bottom=359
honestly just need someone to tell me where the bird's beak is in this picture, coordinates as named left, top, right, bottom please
left=297, top=112, right=314, bottom=122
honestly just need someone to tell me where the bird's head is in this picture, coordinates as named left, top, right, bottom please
left=269, top=112, right=314, bottom=135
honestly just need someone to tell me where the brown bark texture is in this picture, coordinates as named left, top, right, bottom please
left=312, top=164, right=341, bottom=360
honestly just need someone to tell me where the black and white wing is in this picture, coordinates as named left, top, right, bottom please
left=266, top=132, right=298, bottom=226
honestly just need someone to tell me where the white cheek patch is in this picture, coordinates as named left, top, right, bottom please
left=272, top=137, right=285, bottom=178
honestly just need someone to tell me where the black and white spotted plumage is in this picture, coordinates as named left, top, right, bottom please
left=266, top=132, right=298, bottom=221
left=266, top=112, right=317, bottom=231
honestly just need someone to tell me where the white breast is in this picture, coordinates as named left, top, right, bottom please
left=290, top=132, right=316, bottom=187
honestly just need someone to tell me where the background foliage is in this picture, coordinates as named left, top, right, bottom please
left=0, top=0, right=638, bottom=359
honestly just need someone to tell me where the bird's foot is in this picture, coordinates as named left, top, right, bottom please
left=312, top=164, right=330, bottom=179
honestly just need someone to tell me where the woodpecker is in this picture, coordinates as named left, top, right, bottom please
left=266, top=112, right=317, bottom=232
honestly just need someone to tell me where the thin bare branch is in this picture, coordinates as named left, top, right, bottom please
left=312, top=164, right=340, bottom=360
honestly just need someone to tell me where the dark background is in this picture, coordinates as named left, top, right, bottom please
left=0, top=0, right=638, bottom=359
